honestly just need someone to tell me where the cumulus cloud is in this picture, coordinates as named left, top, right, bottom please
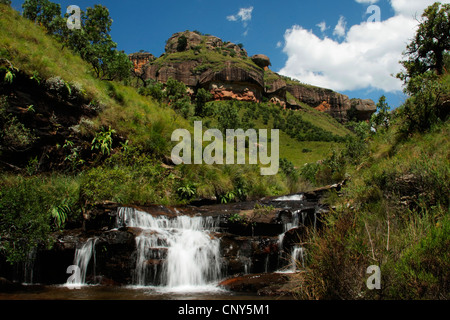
left=278, top=0, right=441, bottom=93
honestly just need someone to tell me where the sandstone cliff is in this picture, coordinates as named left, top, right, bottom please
left=130, top=31, right=376, bottom=122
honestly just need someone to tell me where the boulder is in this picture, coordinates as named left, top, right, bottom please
left=350, top=98, right=377, bottom=121
left=252, top=54, right=271, bottom=69
left=165, top=31, right=203, bottom=53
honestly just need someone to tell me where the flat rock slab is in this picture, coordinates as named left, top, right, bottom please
left=219, top=273, right=294, bottom=294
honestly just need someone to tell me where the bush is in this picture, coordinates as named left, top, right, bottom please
left=398, top=73, right=448, bottom=136
left=0, top=175, right=81, bottom=263
left=217, top=102, right=241, bottom=133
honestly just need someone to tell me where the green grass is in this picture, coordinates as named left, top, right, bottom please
left=294, top=119, right=450, bottom=300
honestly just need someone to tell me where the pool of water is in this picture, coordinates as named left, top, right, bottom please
left=0, top=284, right=293, bottom=300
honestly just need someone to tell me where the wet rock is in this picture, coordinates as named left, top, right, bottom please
left=219, top=273, right=290, bottom=293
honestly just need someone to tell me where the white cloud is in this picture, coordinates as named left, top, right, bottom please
left=390, top=0, right=441, bottom=17
left=333, top=16, right=347, bottom=38
left=316, top=21, right=328, bottom=33
left=227, top=6, right=254, bottom=26
left=278, top=0, right=443, bottom=93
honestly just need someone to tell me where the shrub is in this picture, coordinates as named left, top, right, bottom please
left=0, top=175, right=81, bottom=263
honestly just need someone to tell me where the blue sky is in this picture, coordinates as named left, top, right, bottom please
left=10, top=0, right=449, bottom=108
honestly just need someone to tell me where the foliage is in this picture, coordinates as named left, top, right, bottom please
left=0, top=97, right=37, bottom=152
left=195, top=88, right=213, bottom=116
left=397, top=2, right=449, bottom=82
left=177, top=181, right=198, bottom=201
left=216, top=102, right=241, bottom=133
left=91, top=126, right=116, bottom=156
left=0, top=175, right=81, bottom=263
left=371, top=95, right=391, bottom=131
left=397, top=72, right=448, bottom=135
left=21, top=1, right=132, bottom=81
left=395, top=3, right=449, bottom=136
left=22, top=0, right=61, bottom=33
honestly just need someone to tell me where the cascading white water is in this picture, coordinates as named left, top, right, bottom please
left=290, top=246, right=306, bottom=271
left=276, top=207, right=310, bottom=273
left=275, top=194, right=304, bottom=201
left=117, top=207, right=222, bottom=291
left=72, top=238, right=97, bottom=285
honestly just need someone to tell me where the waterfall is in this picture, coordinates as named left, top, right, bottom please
left=290, top=246, right=306, bottom=272
left=72, top=238, right=98, bottom=285
left=117, top=207, right=222, bottom=290
left=276, top=207, right=309, bottom=273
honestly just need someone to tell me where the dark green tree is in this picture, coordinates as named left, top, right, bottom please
left=396, top=3, right=449, bottom=134
left=371, top=95, right=391, bottom=130
left=397, top=2, right=450, bottom=89
left=195, top=88, right=212, bottom=116
left=22, top=0, right=61, bottom=33
left=63, top=4, right=131, bottom=80
left=217, top=103, right=241, bottom=133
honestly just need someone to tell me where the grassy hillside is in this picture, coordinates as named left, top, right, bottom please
left=288, top=64, right=450, bottom=299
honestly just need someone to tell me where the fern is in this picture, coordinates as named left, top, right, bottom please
left=51, top=204, right=70, bottom=229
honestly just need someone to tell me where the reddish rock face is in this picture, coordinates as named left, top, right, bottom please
left=287, top=84, right=351, bottom=122
left=128, top=52, right=155, bottom=74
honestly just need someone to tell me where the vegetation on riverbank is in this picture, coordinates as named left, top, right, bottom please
left=290, top=2, right=449, bottom=300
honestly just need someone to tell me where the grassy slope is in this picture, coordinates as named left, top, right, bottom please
left=0, top=5, right=189, bottom=146
left=0, top=4, right=352, bottom=202
left=293, top=109, right=449, bottom=299
left=0, top=5, right=294, bottom=207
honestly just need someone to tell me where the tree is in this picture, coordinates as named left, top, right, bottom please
left=395, top=3, right=449, bottom=134
left=0, top=0, right=11, bottom=5
left=371, top=95, right=391, bottom=130
left=22, top=0, right=61, bottom=33
left=397, top=2, right=450, bottom=88
left=217, top=103, right=241, bottom=133
left=195, top=88, right=212, bottom=116
left=62, top=4, right=131, bottom=80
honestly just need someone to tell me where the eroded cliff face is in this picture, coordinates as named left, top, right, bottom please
left=130, top=31, right=376, bottom=122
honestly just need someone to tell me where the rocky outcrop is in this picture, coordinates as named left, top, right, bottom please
left=251, top=54, right=271, bottom=70
left=286, top=83, right=351, bottom=121
left=350, top=98, right=377, bottom=121
left=128, top=52, right=155, bottom=74
left=129, top=31, right=376, bottom=122
left=264, top=71, right=287, bottom=107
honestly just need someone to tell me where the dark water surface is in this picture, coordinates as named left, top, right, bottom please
left=0, top=284, right=294, bottom=300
